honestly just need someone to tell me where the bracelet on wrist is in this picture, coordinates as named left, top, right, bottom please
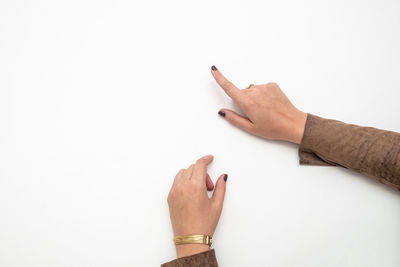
left=174, top=235, right=213, bottom=246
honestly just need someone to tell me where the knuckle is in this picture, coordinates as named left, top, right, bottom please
left=174, top=169, right=184, bottom=179
left=177, top=168, right=185, bottom=175
left=191, top=180, right=204, bottom=190
left=266, top=82, right=278, bottom=88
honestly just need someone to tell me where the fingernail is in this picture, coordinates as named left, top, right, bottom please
left=218, top=110, right=226, bottom=117
left=224, top=174, right=228, bottom=182
left=211, top=65, right=217, bottom=71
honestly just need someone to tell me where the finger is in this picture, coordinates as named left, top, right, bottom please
left=192, top=155, right=214, bottom=184
left=212, top=174, right=227, bottom=208
left=184, top=164, right=195, bottom=179
left=172, top=168, right=185, bottom=188
left=211, top=66, right=243, bottom=104
left=218, top=108, right=254, bottom=133
left=206, top=174, right=214, bottom=191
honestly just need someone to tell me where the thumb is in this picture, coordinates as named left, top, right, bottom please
left=218, top=109, right=254, bottom=133
left=212, top=174, right=228, bottom=208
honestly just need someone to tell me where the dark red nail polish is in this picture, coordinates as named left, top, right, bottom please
left=218, top=110, right=225, bottom=117
left=224, top=174, right=228, bottom=182
left=211, top=65, right=217, bottom=71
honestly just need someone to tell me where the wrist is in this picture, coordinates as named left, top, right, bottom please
left=287, top=111, right=307, bottom=144
left=176, top=244, right=210, bottom=258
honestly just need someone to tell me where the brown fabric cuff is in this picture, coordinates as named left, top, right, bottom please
left=298, top=113, right=400, bottom=190
left=298, top=114, right=338, bottom=166
left=161, top=249, right=218, bottom=267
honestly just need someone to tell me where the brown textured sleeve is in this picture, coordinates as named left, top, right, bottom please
left=299, top=114, right=400, bottom=190
left=161, top=249, right=218, bottom=267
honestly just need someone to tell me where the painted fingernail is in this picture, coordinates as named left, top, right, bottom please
left=224, top=174, right=228, bottom=182
left=218, top=110, right=226, bottom=117
left=211, top=65, right=217, bottom=71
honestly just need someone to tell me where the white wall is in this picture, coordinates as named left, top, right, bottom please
left=0, top=1, right=399, bottom=266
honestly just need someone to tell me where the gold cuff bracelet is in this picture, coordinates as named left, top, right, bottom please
left=173, top=235, right=213, bottom=246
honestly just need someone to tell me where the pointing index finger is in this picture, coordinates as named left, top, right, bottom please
left=211, top=66, right=243, bottom=103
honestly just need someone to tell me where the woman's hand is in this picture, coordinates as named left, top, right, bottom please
left=167, top=155, right=227, bottom=258
left=211, top=66, right=307, bottom=144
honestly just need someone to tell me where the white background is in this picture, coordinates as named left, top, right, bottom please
left=0, top=0, right=399, bottom=266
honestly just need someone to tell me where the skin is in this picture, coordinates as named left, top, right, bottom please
left=167, top=155, right=226, bottom=258
left=211, top=67, right=307, bottom=144
left=167, top=66, right=307, bottom=258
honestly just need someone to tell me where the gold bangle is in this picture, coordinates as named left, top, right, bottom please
left=173, top=235, right=213, bottom=246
